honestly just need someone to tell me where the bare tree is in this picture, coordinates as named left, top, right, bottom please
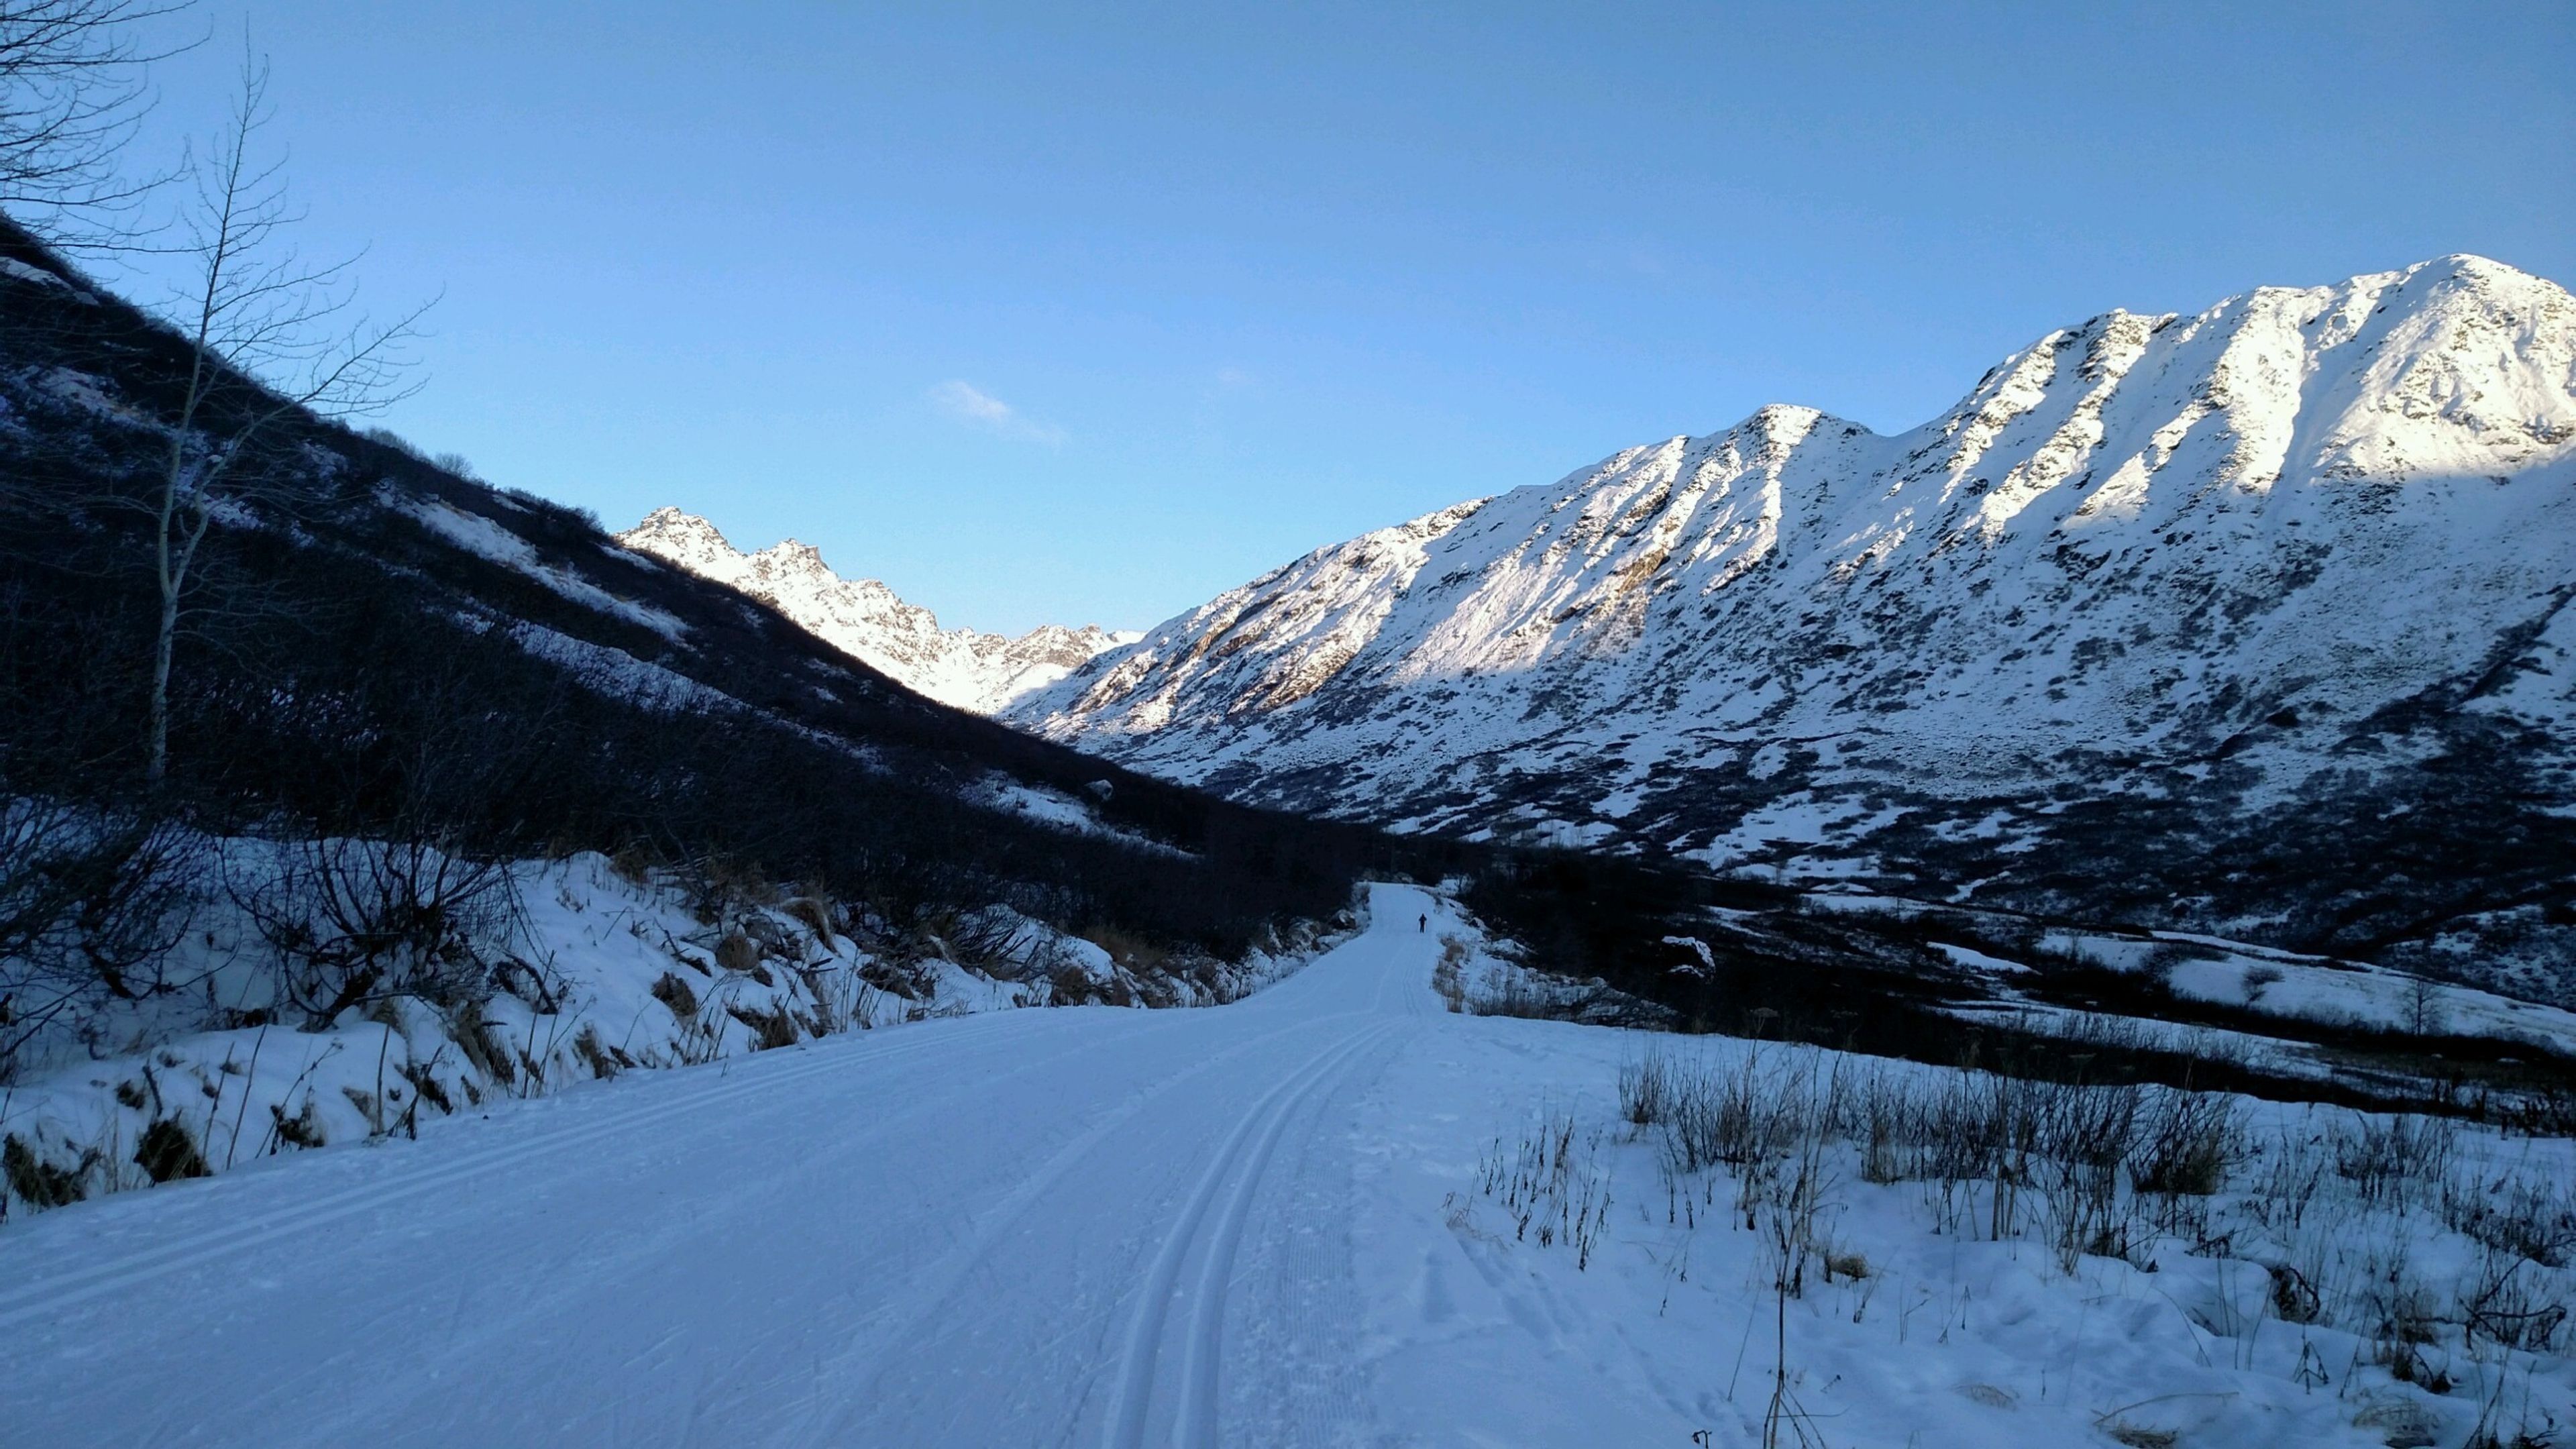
left=142, top=50, right=429, bottom=783
left=2407, top=972, right=2445, bottom=1038
left=0, top=0, right=186, bottom=244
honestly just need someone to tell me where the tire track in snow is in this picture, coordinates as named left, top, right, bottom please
left=0, top=1007, right=1052, bottom=1328
left=1104, top=1017, right=1407, bottom=1449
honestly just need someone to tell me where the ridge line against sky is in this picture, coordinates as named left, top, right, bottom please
left=99, top=1, right=2576, bottom=634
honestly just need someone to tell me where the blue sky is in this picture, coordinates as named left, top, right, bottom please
left=117, top=2, right=2575, bottom=634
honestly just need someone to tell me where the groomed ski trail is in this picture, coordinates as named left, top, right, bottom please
left=0, top=883, right=1453, bottom=1448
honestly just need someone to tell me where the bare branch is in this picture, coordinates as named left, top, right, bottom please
left=0, top=1, right=197, bottom=249
left=129, top=39, right=433, bottom=784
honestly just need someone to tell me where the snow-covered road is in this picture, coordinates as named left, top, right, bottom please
left=0, top=885, right=1461, bottom=1448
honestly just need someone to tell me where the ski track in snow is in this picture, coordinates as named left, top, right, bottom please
left=0, top=886, right=1449, bottom=1448
left=5, top=885, right=2524, bottom=1448
left=0, top=1007, right=1034, bottom=1332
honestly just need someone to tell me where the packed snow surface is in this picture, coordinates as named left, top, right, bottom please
left=617, top=506, right=1136, bottom=712
left=4, top=886, right=2561, bottom=1447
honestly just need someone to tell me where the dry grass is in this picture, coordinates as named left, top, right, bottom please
left=1433, top=936, right=1470, bottom=1012
left=1076, top=921, right=1172, bottom=976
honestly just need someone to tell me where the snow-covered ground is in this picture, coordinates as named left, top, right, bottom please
left=402, top=495, right=692, bottom=643
left=1802, top=892, right=2576, bottom=1059
left=2, top=884, right=2563, bottom=1447
left=0, top=844, right=1284, bottom=1216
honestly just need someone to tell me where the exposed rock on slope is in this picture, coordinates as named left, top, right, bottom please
left=1013, top=256, right=2576, bottom=997
left=618, top=508, right=1134, bottom=712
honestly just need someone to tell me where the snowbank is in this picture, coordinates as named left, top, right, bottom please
left=1, top=842, right=1314, bottom=1223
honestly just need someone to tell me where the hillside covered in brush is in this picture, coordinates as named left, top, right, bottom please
left=0, top=215, right=1452, bottom=1059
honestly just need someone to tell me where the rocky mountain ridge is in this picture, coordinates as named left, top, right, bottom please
left=1010, top=255, right=2576, bottom=998
left=616, top=508, right=1134, bottom=713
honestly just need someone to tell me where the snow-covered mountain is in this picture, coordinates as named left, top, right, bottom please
left=617, top=508, right=1135, bottom=712
left=1014, top=256, right=2576, bottom=992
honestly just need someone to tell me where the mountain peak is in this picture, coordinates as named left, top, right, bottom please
left=616, top=508, right=1131, bottom=713
left=1010, top=257, right=2576, bottom=991
left=625, top=505, right=731, bottom=549
left=757, top=539, right=834, bottom=574
left=2414, top=251, right=2546, bottom=286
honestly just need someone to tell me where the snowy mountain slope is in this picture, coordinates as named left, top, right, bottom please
left=1014, top=257, right=2576, bottom=992
left=617, top=507, right=1135, bottom=712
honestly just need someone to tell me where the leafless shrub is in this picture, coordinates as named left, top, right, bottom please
left=2241, top=1124, right=2334, bottom=1233
left=234, top=835, right=517, bottom=1029
left=1910, top=1072, right=2010, bottom=1214
left=2142, top=940, right=2225, bottom=980
left=2028, top=1075, right=2140, bottom=1271
left=0, top=799, right=199, bottom=1074
left=1658, top=1051, right=1782, bottom=1179
left=2459, top=1244, right=2571, bottom=1355
left=1852, top=1068, right=1909, bottom=1185
left=943, top=905, right=1034, bottom=973
left=1748, top=1073, right=1837, bottom=1449
left=672, top=852, right=775, bottom=928
left=1076, top=919, right=1171, bottom=978
left=2361, top=1238, right=2447, bottom=1390
left=1465, top=971, right=1553, bottom=1020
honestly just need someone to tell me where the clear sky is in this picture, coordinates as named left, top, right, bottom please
left=108, top=1, right=2576, bottom=635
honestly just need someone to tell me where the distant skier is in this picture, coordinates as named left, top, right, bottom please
left=1418, top=913, right=1427, bottom=932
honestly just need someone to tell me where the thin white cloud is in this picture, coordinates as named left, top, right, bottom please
left=928, top=380, right=1066, bottom=445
